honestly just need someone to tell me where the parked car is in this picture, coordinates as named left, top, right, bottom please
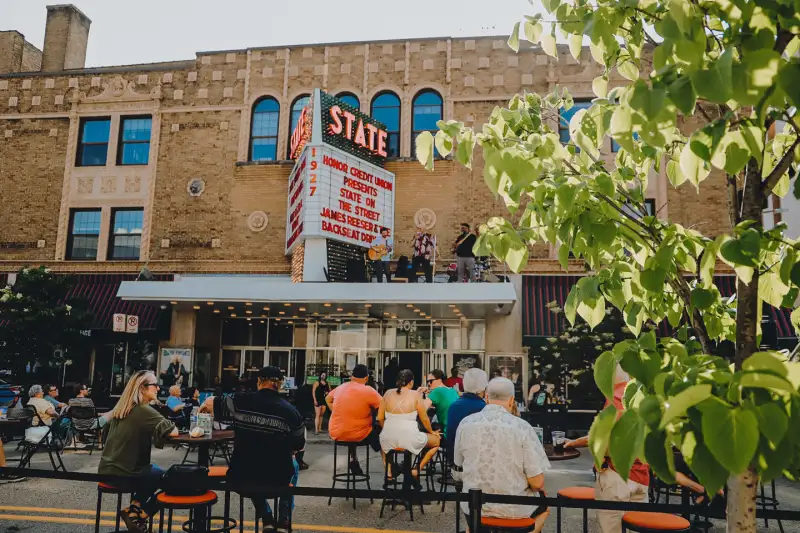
left=0, top=378, right=22, bottom=407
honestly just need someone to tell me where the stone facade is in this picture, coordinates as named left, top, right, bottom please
left=0, top=6, right=731, bottom=276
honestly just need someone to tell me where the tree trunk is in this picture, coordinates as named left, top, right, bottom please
left=727, top=468, right=759, bottom=533
left=728, top=159, right=762, bottom=531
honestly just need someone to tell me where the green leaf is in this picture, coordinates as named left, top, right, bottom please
left=455, top=129, right=476, bottom=169
left=645, top=430, right=676, bottom=485
left=699, top=241, right=718, bottom=288
left=568, top=33, right=582, bottom=62
left=759, top=271, right=790, bottom=309
left=680, top=142, right=710, bottom=188
left=752, top=403, right=788, bottom=448
left=434, top=131, right=453, bottom=158
left=778, top=61, right=800, bottom=108
left=659, top=384, right=712, bottom=429
left=639, top=395, right=664, bottom=430
left=667, top=77, right=696, bottom=115
left=595, top=173, right=615, bottom=197
left=592, top=76, right=609, bottom=98
left=742, top=351, right=788, bottom=377
left=701, top=403, right=760, bottom=474
left=589, top=405, right=617, bottom=470
left=524, top=21, right=543, bottom=44
left=508, top=22, right=521, bottom=52
left=595, top=350, right=618, bottom=403
left=541, top=34, right=557, bottom=58
left=578, top=295, right=606, bottom=329
left=690, top=287, right=715, bottom=310
left=791, top=262, right=800, bottom=288
left=641, top=268, right=667, bottom=293
left=690, top=48, right=733, bottom=103
left=688, top=439, right=729, bottom=496
left=618, top=60, right=639, bottom=81
left=415, top=131, right=435, bottom=170
left=739, top=372, right=796, bottom=393
left=757, top=434, right=794, bottom=483
left=505, top=243, right=528, bottom=273
left=564, top=286, right=578, bottom=325
left=620, top=348, right=662, bottom=388
left=609, top=409, right=646, bottom=482
left=666, top=159, right=686, bottom=187
left=630, top=80, right=666, bottom=120
left=792, top=307, right=800, bottom=337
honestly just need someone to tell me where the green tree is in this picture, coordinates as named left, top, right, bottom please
left=0, top=267, right=93, bottom=380
left=416, top=1, right=800, bottom=530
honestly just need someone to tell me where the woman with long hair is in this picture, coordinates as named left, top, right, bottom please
left=98, top=370, right=178, bottom=533
left=377, top=369, right=440, bottom=485
left=311, top=371, right=331, bottom=434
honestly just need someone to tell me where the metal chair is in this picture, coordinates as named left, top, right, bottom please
left=65, top=404, right=102, bottom=453
left=18, top=413, right=66, bottom=471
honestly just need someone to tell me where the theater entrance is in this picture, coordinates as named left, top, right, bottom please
left=397, top=352, right=424, bottom=389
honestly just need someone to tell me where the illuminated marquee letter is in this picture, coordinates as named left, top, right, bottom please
left=354, top=120, right=367, bottom=148
left=365, top=123, right=378, bottom=152
left=329, top=105, right=343, bottom=135
left=377, top=130, right=388, bottom=157
left=342, top=111, right=356, bottom=140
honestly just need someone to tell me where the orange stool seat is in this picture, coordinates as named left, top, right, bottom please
left=208, top=466, right=229, bottom=477
left=481, top=516, right=536, bottom=529
left=157, top=490, right=217, bottom=506
left=97, top=482, right=123, bottom=491
left=557, top=487, right=595, bottom=500
left=622, top=512, right=691, bottom=531
left=557, top=486, right=593, bottom=533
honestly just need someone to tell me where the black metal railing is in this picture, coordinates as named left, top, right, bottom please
left=2, top=466, right=799, bottom=530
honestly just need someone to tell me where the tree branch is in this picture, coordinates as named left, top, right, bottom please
left=762, top=137, right=800, bottom=195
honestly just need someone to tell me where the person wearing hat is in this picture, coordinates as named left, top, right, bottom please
left=201, top=366, right=305, bottom=529
left=325, top=364, right=382, bottom=475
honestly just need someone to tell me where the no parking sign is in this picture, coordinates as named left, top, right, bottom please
left=126, top=315, right=139, bottom=333
left=113, top=313, right=139, bottom=333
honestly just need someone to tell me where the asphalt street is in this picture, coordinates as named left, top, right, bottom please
left=1, top=434, right=798, bottom=533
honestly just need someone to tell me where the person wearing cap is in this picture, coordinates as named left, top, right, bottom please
left=202, top=366, right=305, bottom=529
left=325, top=364, right=382, bottom=475
left=445, top=368, right=488, bottom=462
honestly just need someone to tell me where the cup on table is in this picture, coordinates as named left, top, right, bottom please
left=552, top=431, right=566, bottom=452
left=533, top=426, right=544, bottom=443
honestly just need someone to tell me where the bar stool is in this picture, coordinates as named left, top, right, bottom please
left=236, top=487, right=294, bottom=533
left=556, top=486, right=594, bottom=533
left=94, top=482, right=127, bottom=533
left=156, top=490, right=219, bottom=533
left=380, top=449, right=424, bottom=520
left=479, top=517, right=537, bottom=533
left=621, top=512, right=691, bottom=533
left=329, top=440, right=372, bottom=509
left=758, top=480, right=785, bottom=533
left=208, top=466, right=237, bottom=532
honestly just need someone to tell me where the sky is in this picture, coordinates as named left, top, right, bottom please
left=2, top=0, right=532, bottom=68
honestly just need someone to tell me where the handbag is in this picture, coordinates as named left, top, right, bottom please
left=160, top=464, right=209, bottom=496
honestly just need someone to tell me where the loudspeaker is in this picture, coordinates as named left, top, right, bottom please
left=346, top=258, right=366, bottom=282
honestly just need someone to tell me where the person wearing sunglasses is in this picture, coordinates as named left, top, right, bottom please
left=99, top=370, right=178, bottom=533
left=45, top=385, right=66, bottom=411
left=421, top=369, right=459, bottom=436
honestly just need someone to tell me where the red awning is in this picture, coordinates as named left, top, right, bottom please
left=1, top=273, right=171, bottom=331
left=67, top=274, right=172, bottom=330
left=523, top=274, right=797, bottom=339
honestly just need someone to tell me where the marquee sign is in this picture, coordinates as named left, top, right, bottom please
left=285, top=89, right=395, bottom=255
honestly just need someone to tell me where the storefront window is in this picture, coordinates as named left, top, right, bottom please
left=316, top=324, right=334, bottom=347
left=269, top=320, right=294, bottom=346
left=467, top=321, right=486, bottom=350
left=395, top=320, right=431, bottom=350
left=367, top=322, right=382, bottom=350
left=222, top=319, right=266, bottom=346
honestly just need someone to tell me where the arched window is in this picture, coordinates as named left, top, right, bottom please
left=249, top=97, right=280, bottom=161
left=288, top=94, right=310, bottom=157
left=412, top=89, right=443, bottom=156
left=371, top=91, right=401, bottom=158
left=337, top=92, right=360, bottom=110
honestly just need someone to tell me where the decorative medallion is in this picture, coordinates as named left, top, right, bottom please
left=187, top=179, right=205, bottom=197
left=77, top=177, right=94, bottom=194
left=100, top=177, right=117, bottom=194
left=124, top=176, right=141, bottom=193
left=247, top=211, right=269, bottom=232
left=414, top=208, right=437, bottom=230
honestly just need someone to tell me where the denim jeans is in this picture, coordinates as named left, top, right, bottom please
left=132, top=464, right=164, bottom=517
left=255, top=459, right=299, bottom=522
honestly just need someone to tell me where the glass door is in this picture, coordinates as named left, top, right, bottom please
left=221, top=349, right=242, bottom=391
left=244, top=349, right=267, bottom=381
left=269, top=350, right=291, bottom=377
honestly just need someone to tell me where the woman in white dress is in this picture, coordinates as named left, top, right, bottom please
left=378, top=369, right=440, bottom=482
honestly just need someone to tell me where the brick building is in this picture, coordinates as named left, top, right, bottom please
left=0, top=5, right=735, bottom=401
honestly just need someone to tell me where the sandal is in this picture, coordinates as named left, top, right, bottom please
left=119, top=503, right=149, bottom=533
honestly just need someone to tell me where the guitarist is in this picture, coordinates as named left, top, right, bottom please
left=371, top=227, right=393, bottom=283
left=454, top=223, right=477, bottom=282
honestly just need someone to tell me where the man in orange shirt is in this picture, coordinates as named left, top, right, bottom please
left=326, top=364, right=382, bottom=475
left=565, top=366, right=649, bottom=533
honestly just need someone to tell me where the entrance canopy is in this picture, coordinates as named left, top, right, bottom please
left=117, top=275, right=517, bottom=320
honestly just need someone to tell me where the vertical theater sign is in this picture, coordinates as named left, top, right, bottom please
left=285, top=89, right=396, bottom=281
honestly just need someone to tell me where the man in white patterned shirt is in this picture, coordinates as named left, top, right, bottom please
left=454, top=378, right=551, bottom=530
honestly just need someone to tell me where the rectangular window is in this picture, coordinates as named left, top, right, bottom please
left=118, top=116, right=152, bottom=165
left=558, top=101, right=591, bottom=147
left=67, top=209, right=101, bottom=260
left=76, top=118, right=111, bottom=166
left=108, top=208, right=144, bottom=260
